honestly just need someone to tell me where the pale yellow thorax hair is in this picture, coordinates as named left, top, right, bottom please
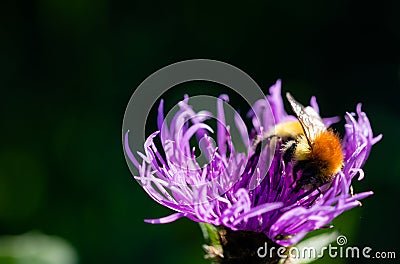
left=272, top=121, right=304, bottom=139
left=273, top=121, right=312, bottom=161
left=293, top=135, right=311, bottom=161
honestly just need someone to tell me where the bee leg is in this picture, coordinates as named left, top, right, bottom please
left=282, top=140, right=296, bottom=164
left=296, top=188, right=314, bottom=202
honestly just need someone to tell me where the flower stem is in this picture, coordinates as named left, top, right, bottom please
left=202, top=224, right=284, bottom=264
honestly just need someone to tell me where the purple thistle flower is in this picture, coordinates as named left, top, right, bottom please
left=124, top=80, right=381, bottom=247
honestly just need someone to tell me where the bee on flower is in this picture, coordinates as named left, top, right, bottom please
left=124, top=80, right=381, bottom=264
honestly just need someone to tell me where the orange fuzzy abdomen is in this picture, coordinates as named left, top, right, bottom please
left=311, top=130, right=343, bottom=179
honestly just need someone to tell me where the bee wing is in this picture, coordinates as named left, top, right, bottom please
left=286, top=93, right=326, bottom=142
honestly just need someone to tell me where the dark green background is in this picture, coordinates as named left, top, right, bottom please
left=1, top=1, right=399, bottom=263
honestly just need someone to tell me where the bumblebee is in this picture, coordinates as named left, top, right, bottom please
left=255, top=93, right=343, bottom=193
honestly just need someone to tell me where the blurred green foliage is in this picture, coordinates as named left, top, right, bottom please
left=1, top=0, right=399, bottom=263
left=0, top=231, right=77, bottom=264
